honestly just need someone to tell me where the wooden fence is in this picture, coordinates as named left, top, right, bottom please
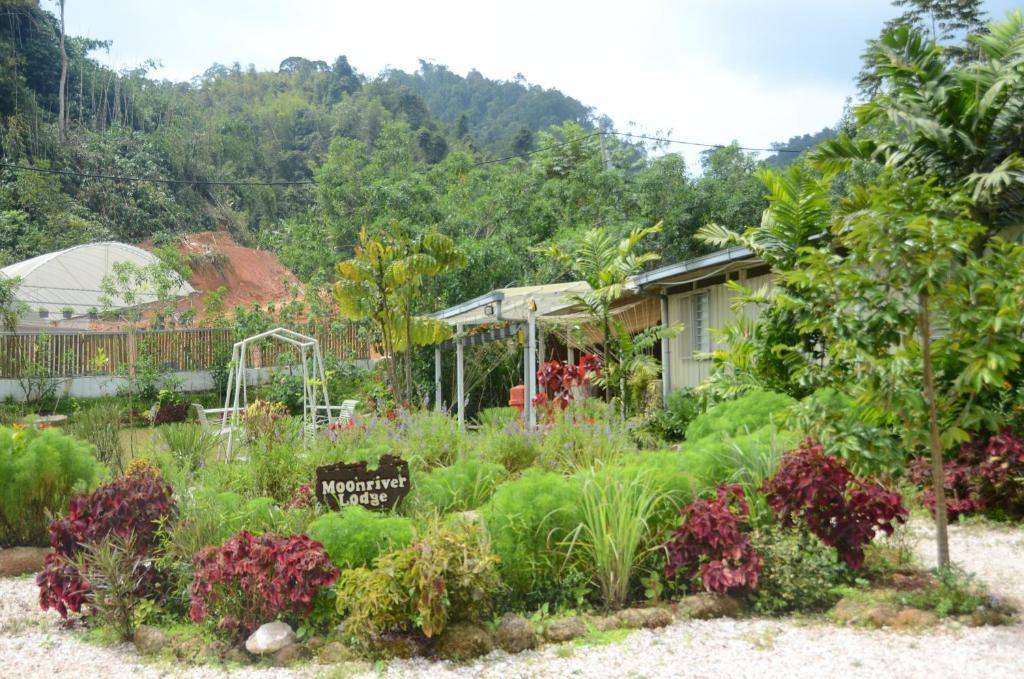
left=0, top=324, right=368, bottom=378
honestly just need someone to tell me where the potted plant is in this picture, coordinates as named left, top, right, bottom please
left=37, top=307, right=49, bottom=319
left=87, top=307, right=98, bottom=320
left=62, top=307, right=74, bottom=319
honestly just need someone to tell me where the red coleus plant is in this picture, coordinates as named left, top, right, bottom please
left=762, top=439, right=907, bottom=570
left=37, top=468, right=176, bottom=618
left=531, top=353, right=601, bottom=409
left=664, top=484, right=762, bottom=594
left=908, top=427, right=1024, bottom=519
left=189, top=530, right=338, bottom=640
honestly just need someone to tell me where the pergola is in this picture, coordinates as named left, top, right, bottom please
left=220, top=327, right=333, bottom=459
left=428, top=282, right=590, bottom=429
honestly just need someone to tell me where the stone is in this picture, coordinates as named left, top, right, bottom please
left=0, top=547, right=50, bottom=576
left=305, top=636, right=325, bottom=650
left=676, top=593, right=742, bottom=620
left=615, top=607, right=674, bottom=629
left=223, top=647, right=250, bottom=665
left=969, top=607, right=1014, bottom=627
left=864, top=604, right=901, bottom=628
left=318, top=640, right=356, bottom=663
left=893, top=608, right=939, bottom=629
left=133, top=625, right=170, bottom=655
left=245, top=621, right=297, bottom=655
left=197, top=640, right=229, bottom=663
left=368, top=633, right=425, bottom=659
left=435, top=623, right=494, bottom=661
left=592, top=614, right=621, bottom=632
left=543, top=616, right=588, bottom=643
left=173, top=637, right=206, bottom=662
left=831, top=598, right=870, bottom=625
left=271, top=642, right=309, bottom=667
left=494, top=613, right=537, bottom=654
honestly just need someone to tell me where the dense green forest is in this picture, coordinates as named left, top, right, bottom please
left=0, top=0, right=782, bottom=311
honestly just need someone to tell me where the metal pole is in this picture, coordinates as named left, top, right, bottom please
left=660, top=295, right=672, bottom=403
left=455, top=324, right=465, bottom=430
left=522, top=334, right=531, bottom=427
left=527, top=305, right=537, bottom=429
left=434, top=345, right=442, bottom=412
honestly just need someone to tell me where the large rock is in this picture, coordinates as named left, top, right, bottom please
left=676, top=593, right=742, bottom=620
left=133, top=625, right=170, bottom=655
left=245, top=621, right=297, bottom=655
left=0, top=547, right=50, bottom=576
left=271, top=642, right=310, bottom=667
left=367, top=633, right=425, bottom=659
left=436, top=623, right=494, bottom=661
left=615, top=607, right=674, bottom=630
left=893, top=608, right=939, bottom=629
left=318, top=640, right=356, bottom=663
left=832, top=598, right=900, bottom=627
left=544, top=616, right=588, bottom=643
left=494, top=613, right=537, bottom=654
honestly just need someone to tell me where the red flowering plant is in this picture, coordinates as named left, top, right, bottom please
left=908, top=428, right=1024, bottom=519
left=762, top=440, right=907, bottom=570
left=531, top=353, right=601, bottom=410
left=37, top=468, right=176, bottom=618
left=189, top=530, right=338, bottom=641
left=663, top=484, right=762, bottom=594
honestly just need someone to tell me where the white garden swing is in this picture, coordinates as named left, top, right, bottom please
left=220, top=328, right=333, bottom=460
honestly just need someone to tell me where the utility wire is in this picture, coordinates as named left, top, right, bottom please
left=0, top=131, right=800, bottom=188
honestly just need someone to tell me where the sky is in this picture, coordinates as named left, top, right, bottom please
left=58, top=0, right=1020, bottom=167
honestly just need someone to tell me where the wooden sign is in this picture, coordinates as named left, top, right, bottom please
left=315, top=455, right=410, bottom=511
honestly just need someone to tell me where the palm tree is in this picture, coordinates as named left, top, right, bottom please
left=814, top=11, right=1024, bottom=236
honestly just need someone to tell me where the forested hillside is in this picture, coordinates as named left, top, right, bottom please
left=0, top=0, right=774, bottom=312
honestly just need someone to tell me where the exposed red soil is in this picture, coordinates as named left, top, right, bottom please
left=87, top=230, right=303, bottom=329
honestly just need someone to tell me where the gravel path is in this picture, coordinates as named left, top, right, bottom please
left=2, top=520, right=1022, bottom=679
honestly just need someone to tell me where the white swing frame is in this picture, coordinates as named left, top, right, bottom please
left=220, top=327, right=333, bottom=460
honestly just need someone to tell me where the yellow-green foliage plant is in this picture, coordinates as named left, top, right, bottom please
left=685, top=390, right=795, bottom=442
left=0, top=426, right=100, bottom=546
left=336, top=517, right=500, bottom=640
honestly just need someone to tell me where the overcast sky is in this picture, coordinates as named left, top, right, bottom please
left=58, top=0, right=1019, bottom=167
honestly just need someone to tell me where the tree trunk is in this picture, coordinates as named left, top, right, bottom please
left=57, top=0, right=68, bottom=141
left=404, top=300, right=414, bottom=405
left=918, top=291, right=950, bottom=569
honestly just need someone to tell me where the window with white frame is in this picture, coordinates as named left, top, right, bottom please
left=692, top=292, right=710, bottom=356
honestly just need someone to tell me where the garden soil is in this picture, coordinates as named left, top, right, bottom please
left=1, top=520, right=1022, bottom=678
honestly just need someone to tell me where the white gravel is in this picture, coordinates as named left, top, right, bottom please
left=2, top=519, right=1022, bottom=679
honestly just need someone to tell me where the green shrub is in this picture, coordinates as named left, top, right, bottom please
left=679, top=424, right=797, bottom=490
left=685, top=390, right=795, bottom=443
left=482, top=469, right=582, bottom=607
left=537, top=401, right=634, bottom=472
left=250, top=440, right=307, bottom=502
left=478, top=420, right=540, bottom=473
left=653, top=388, right=703, bottom=441
left=0, top=426, right=100, bottom=546
left=404, top=458, right=508, bottom=516
left=597, top=452, right=699, bottom=538
left=477, top=406, right=519, bottom=428
left=307, top=506, right=414, bottom=570
left=159, top=423, right=218, bottom=473
left=386, top=409, right=468, bottom=469
left=899, top=567, right=987, bottom=617
left=750, top=525, right=851, bottom=614
left=66, top=402, right=125, bottom=474
left=787, top=388, right=904, bottom=478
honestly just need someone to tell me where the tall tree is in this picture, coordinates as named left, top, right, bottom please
left=57, top=0, right=67, bottom=141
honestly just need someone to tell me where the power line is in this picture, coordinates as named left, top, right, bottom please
left=0, top=131, right=800, bottom=187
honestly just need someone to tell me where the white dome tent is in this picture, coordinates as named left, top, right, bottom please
left=0, top=241, right=195, bottom=322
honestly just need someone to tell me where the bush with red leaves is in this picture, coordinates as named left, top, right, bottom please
left=189, top=530, right=338, bottom=640
left=664, top=484, right=762, bottom=594
left=763, top=440, right=906, bottom=570
left=532, top=354, right=600, bottom=409
left=36, top=469, right=176, bottom=618
left=908, top=428, right=1024, bottom=519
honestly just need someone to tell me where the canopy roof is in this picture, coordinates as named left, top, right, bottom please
left=0, top=241, right=195, bottom=317
left=429, top=281, right=591, bottom=326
